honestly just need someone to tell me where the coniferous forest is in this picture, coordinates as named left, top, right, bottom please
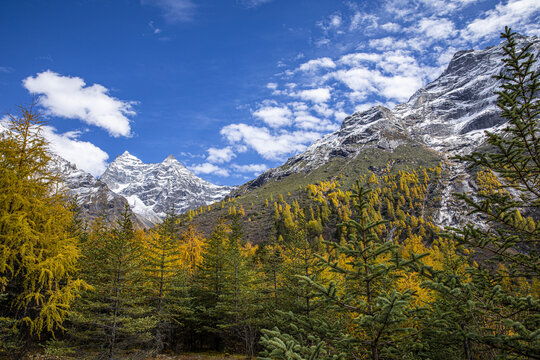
left=1, top=29, right=539, bottom=360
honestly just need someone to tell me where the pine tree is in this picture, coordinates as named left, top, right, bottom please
left=0, top=106, right=87, bottom=354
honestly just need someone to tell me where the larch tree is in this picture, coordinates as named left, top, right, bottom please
left=0, top=106, right=87, bottom=355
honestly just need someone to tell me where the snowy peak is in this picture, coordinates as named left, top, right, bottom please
left=48, top=155, right=151, bottom=226
left=101, top=152, right=232, bottom=223
left=114, top=150, right=144, bottom=165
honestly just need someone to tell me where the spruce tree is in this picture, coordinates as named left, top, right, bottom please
left=71, top=207, right=155, bottom=359
left=443, top=27, right=540, bottom=358
left=192, top=220, right=230, bottom=349
left=143, top=208, right=191, bottom=352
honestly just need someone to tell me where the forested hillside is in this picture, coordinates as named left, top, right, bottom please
left=0, top=29, right=538, bottom=360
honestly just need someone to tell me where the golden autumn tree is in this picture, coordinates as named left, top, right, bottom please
left=0, top=106, right=87, bottom=353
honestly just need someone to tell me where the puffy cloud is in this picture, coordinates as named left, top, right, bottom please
left=463, top=0, right=540, bottom=41
left=293, top=88, right=331, bottom=103
left=253, top=106, right=293, bottom=128
left=231, top=163, right=268, bottom=175
left=141, top=0, right=196, bottom=23
left=42, top=126, right=109, bottom=176
left=418, top=18, right=456, bottom=40
left=266, top=82, right=278, bottom=90
left=189, top=162, right=229, bottom=177
left=332, top=68, right=374, bottom=93
left=298, top=57, right=336, bottom=72
left=381, top=22, right=401, bottom=32
left=334, top=111, right=349, bottom=122
left=23, top=70, right=135, bottom=137
left=221, top=123, right=320, bottom=160
left=330, top=50, right=427, bottom=102
left=294, top=114, right=338, bottom=132
left=207, top=146, right=236, bottom=164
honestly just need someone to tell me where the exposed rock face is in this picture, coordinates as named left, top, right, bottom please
left=49, top=155, right=153, bottom=227
left=236, top=35, right=539, bottom=194
left=101, top=152, right=232, bottom=223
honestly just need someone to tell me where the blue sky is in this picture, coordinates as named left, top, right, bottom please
left=1, top=0, right=539, bottom=185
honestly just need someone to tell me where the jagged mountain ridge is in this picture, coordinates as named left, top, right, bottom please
left=100, top=151, right=232, bottom=223
left=48, top=155, right=158, bottom=226
left=234, top=35, right=540, bottom=201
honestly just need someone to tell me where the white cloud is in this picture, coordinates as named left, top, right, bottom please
left=189, top=162, right=229, bottom=177
left=312, top=103, right=334, bottom=118
left=418, top=18, right=456, bottom=40
left=207, top=146, right=236, bottom=164
left=385, top=0, right=478, bottom=18
left=266, top=82, right=278, bottom=90
left=141, top=0, right=196, bottom=23
left=334, top=111, right=349, bottom=122
left=418, top=0, right=480, bottom=15
left=253, top=106, right=293, bottom=128
left=339, top=52, right=382, bottom=66
left=329, top=14, right=342, bottom=28
left=42, top=126, right=109, bottom=176
left=294, top=114, right=338, bottom=132
left=349, top=11, right=378, bottom=32
left=294, top=88, right=331, bottom=103
left=231, top=163, right=268, bottom=175
left=381, top=22, right=401, bottom=32
left=332, top=68, right=374, bottom=93
left=463, top=0, right=540, bottom=41
left=23, top=70, right=135, bottom=137
left=298, top=57, right=336, bottom=72
left=330, top=50, right=428, bottom=103
left=368, top=36, right=410, bottom=51
left=221, top=123, right=321, bottom=160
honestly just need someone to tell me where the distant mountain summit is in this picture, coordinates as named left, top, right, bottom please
left=48, top=155, right=150, bottom=226
left=101, top=151, right=232, bottom=223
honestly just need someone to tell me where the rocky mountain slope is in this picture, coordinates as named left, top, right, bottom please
left=100, top=151, right=232, bottom=223
left=231, top=35, right=539, bottom=226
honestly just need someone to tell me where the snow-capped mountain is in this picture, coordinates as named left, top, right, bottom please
left=238, top=35, right=539, bottom=194
left=49, top=155, right=150, bottom=226
left=101, top=151, right=232, bottom=223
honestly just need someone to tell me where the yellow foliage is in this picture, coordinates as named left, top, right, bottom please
left=179, top=226, right=206, bottom=273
